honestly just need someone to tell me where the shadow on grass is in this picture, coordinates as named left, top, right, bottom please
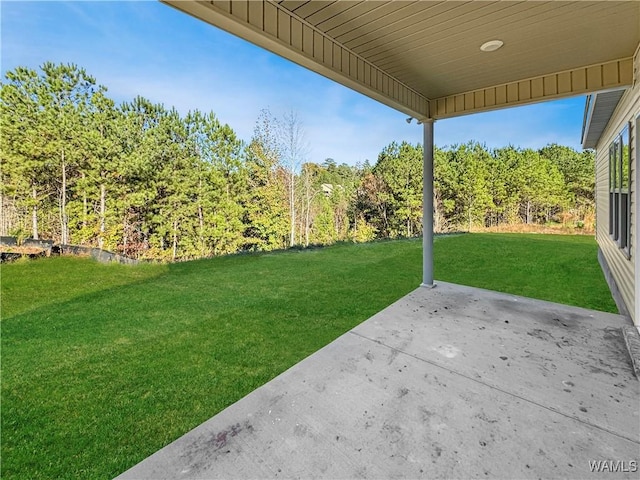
left=1, top=256, right=169, bottom=319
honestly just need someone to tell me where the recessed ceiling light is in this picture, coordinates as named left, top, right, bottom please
left=480, top=40, right=504, bottom=52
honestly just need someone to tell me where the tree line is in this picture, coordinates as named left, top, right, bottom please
left=0, top=63, right=595, bottom=261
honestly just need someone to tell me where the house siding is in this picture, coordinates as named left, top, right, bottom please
left=595, top=69, right=639, bottom=323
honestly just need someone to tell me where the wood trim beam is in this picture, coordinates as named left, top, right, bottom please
left=433, top=58, right=634, bottom=119
left=162, top=0, right=430, bottom=119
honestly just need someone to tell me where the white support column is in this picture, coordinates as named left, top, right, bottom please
left=421, top=119, right=436, bottom=288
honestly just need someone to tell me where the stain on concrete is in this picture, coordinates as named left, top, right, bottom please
left=342, top=357, right=358, bottom=373
left=387, top=347, right=400, bottom=365
left=419, top=406, right=436, bottom=423
left=312, top=382, right=327, bottom=393
left=589, top=365, right=618, bottom=377
left=522, top=351, right=558, bottom=374
left=475, top=411, right=498, bottom=424
left=432, top=443, right=443, bottom=459
left=180, top=420, right=254, bottom=471
left=432, top=375, right=447, bottom=388
left=268, top=393, right=285, bottom=407
left=209, top=422, right=247, bottom=451
left=552, top=317, right=571, bottom=328
left=553, top=313, right=586, bottom=328
left=555, top=336, right=575, bottom=348
left=527, top=329, right=554, bottom=341
left=381, top=422, right=403, bottom=444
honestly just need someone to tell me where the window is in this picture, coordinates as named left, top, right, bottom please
left=609, top=124, right=631, bottom=254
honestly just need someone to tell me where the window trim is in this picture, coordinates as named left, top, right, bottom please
left=609, top=123, right=632, bottom=257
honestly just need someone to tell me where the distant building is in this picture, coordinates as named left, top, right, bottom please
left=321, top=184, right=333, bottom=196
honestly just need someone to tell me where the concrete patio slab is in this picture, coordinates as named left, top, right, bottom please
left=116, top=282, right=639, bottom=480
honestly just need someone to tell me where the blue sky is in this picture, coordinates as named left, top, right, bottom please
left=2, top=1, right=587, bottom=166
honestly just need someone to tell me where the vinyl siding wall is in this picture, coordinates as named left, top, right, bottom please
left=595, top=69, right=639, bottom=322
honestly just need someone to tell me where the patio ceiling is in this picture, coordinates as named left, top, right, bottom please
left=162, top=1, right=639, bottom=120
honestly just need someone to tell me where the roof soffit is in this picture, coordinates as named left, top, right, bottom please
left=163, top=0, right=640, bottom=119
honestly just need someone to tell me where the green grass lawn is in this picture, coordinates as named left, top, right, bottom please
left=1, top=234, right=616, bottom=479
left=434, top=233, right=617, bottom=311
